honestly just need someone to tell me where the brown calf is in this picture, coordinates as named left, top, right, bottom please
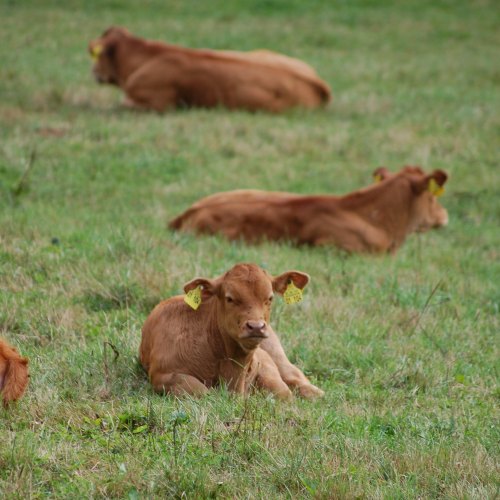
left=88, top=27, right=331, bottom=112
left=140, top=264, right=323, bottom=399
left=0, top=339, right=29, bottom=407
left=169, top=166, right=449, bottom=254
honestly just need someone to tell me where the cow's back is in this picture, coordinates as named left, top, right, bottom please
left=140, top=297, right=189, bottom=371
left=129, top=35, right=328, bottom=99
left=169, top=190, right=319, bottom=243
left=151, top=48, right=330, bottom=111
left=140, top=296, right=218, bottom=382
left=169, top=190, right=297, bottom=230
left=216, top=49, right=331, bottom=105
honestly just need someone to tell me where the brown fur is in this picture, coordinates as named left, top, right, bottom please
left=88, top=27, right=331, bottom=112
left=170, top=166, right=449, bottom=254
left=140, top=263, right=323, bottom=399
left=0, top=339, right=29, bottom=407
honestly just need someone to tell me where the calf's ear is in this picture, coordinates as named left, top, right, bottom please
left=373, top=167, right=391, bottom=183
left=88, top=41, right=102, bottom=59
left=273, top=271, right=310, bottom=294
left=183, top=277, right=218, bottom=297
left=103, top=40, right=117, bottom=60
left=411, top=169, right=448, bottom=195
left=429, top=169, right=448, bottom=186
left=88, top=39, right=116, bottom=61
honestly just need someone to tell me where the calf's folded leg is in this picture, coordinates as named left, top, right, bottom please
left=123, top=60, right=178, bottom=112
left=254, top=349, right=293, bottom=401
left=260, top=330, right=324, bottom=399
left=150, top=371, right=208, bottom=397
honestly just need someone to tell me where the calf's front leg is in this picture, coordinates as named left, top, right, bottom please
left=123, top=60, right=178, bottom=112
left=254, top=349, right=293, bottom=401
left=260, top=329, right=324, bottom=399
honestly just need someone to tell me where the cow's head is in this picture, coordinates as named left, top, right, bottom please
left=373, top=166, right=449, bottom=232
left=183, top=264, right=310, bottom=351
left=88, top=27, right=130, bottom=85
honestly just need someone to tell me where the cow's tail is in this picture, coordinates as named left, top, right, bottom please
left=2, top=354, right=29, bottom=407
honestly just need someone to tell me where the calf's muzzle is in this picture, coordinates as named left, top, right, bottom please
left=241, top=320, right=268, bottom=339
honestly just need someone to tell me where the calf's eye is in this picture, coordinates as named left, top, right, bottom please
left=226, top=296, right=234, bottom=304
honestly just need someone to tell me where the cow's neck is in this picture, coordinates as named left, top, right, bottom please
left=336, top=178, right=414, bottom=248
left=207, top=311, right=255, bottom=393
left=216, top=326, right=253, bottom=365
left=115, top=37, right=169, bottom=85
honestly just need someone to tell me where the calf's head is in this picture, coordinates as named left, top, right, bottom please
left=374, top=166, right=449, bottom=233
left=409, top=170, right=449, bottom=231
left=88, top=26, right=130, bottom=85
left=183, top=264, right=309, bottom=351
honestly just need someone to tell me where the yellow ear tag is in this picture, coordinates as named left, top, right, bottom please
left=91, top=44, right=103, bottom=61
left=373, top=174, right=382, bottom=183
left=184, top=286, right=202, bottom=310
left=428, top=178, right=445, bottom=197
left=283, top=281, right=303, bottom=305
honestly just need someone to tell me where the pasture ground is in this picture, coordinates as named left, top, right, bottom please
left=0, top=0, right=499, bottom=497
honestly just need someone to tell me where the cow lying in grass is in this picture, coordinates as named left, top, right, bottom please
left=140, top=264, right=323, bottom=399
left=0, top=339, right=29, bottom=407
left=88, top=27, right=331, bottom=112
left=169, top=166, right=449, bottom=254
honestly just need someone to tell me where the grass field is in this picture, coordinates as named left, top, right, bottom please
left=1, top=0, right=499, bottom=497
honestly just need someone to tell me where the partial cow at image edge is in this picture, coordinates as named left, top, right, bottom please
left=88, top=26, right=331, bottom=113
left=0, top=338, right=29, bottom=408
left=169, top=166, right=449, bottom=254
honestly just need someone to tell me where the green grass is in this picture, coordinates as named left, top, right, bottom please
left=1, top=0, right=499, bottom=497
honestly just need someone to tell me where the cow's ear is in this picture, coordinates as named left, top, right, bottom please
left=104, top=40, right=117, bottom=60
left=373, top=167, right=390, bottom=183
left=89, top=39, right=116, bottom=61
left=183, top=277, right=218, bottom=297
left=411, top=169, right=448, bottom=196
left=89, top=41, right=103, bottom=59
left=272, top=271, right=310, bottom=294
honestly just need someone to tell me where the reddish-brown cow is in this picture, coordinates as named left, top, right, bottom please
left=88, top=27, right=331, bottom=112
left=140, top=264, right=323, bottom=399
left=0, top=339, right=29, bottom=407
left=170, top=166, right=449, bottom=254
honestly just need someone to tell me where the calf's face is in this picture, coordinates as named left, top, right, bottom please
left=412, top=191, right=449, bottom=232
left=408, top=169, right=449, bottom=232
left=373, top=166, right=449, bottom=233
left=183, top=264, right=309, bottom=351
